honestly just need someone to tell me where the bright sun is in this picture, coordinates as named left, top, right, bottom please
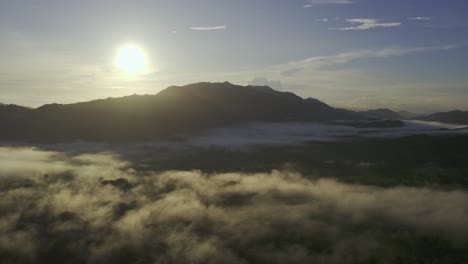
left=115, top=44, right=148, bottom=75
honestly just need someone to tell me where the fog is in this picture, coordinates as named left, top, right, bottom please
left=187, top=120, right=468, bottom=147
left=3, top=121, right=466, bottom=154
left=1, top=147, right=468, bottom=263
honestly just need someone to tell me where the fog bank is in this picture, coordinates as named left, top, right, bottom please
left=1, top=147, right=468, bottom=263
left=188, top=120, right=468, bottom=147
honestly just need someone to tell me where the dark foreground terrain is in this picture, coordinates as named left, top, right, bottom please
left=126, top=134, right=468, bottom=189
left=1, top=134, right=468, bottom=264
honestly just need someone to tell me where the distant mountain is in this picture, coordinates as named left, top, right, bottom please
left=0, top=104, right=32, bottom=123
left=359, top=108, right=404, bottom=120
left=0, top=82, right=365, bottom=142
left=416, top=110, right=468, bottom=125
left=397, top=110, right=420, bottom=119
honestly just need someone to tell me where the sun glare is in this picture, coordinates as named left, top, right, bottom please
left=115, top=44, right=148, bottom=75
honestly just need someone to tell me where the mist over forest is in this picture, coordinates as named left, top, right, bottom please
left=2, top=147, right=468, bottom=264
left=1, top=82, right=468, bottom=263
left=2, top=0, right=468, bottom=263
left=1, top=83, right=468, bottom=264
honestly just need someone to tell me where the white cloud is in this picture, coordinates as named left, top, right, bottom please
left=2, top=147, right=468, bottom=264
left=303, top=0, right=353, bottom=7
left=189, top=26, right=227, bottom=31
left=332, top=18, right=401, bottom=30
left=408, top=17, right=432, bottom=20
left=276, top=45, right=455, bottom=75
left=314, top=18, right=329, bottom=22
left=248, top=77, right=283, bottom=90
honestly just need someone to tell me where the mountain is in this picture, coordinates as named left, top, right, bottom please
left=397, top=110, right=420, bottom=119
left=0, top=82, right=365, bottom=142
left=0, top=104, right=32, bottom=117
left=359, top=108, right=404, bottom=120
left=416, top=110, right=468, bottom=125
left=0, top=104, right=32, bottom=125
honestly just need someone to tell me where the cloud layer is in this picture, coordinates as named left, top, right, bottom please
left=1, top=147, right=468, bottom=263
left=188, top=121, right=468, bottom=147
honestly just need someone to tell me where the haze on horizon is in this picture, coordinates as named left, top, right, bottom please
left=0, top=0, right=467, bottom=112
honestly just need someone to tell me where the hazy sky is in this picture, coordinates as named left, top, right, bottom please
left=0, top=0, right=467, bottom=112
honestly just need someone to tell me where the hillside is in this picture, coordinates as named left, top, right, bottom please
left=416, top=110, right=468, bottom=125
left=359, top=108, right=404, bottom=120
left=0, top=82, right=367, bottom=142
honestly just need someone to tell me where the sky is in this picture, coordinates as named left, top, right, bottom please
left=0, top=0, right=467, bottom=112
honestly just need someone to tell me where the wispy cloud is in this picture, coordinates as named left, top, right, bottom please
left=304, top=0, right=353, bottom=8
left=277, top=45, right=456, bottom=76
left=408, top=17, right=432, bottom=21
left=332, top=18, right=401, bottom=30
left=189, top=26, right=227, bottom=31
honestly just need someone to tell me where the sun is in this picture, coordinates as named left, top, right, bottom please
left=115, top=44, right=148, bottom=75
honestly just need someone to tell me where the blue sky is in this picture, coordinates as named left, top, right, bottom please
left=0, top=0, right=467, bottom=112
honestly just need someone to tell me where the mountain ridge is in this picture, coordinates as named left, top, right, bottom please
left=358, top=108, right=404, bottom=120
left=2, top=82, right=465, bottom=142
left=0, top=82, right=363, bottom=142
left=416, top=110, right=468, bottom=125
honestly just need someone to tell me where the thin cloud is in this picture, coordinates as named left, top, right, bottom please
left=408, top=17, right=432, bottom=20
left=303, top=0, right=353, bottom=8
left=189, top=26, right=227, bottom=31
left=331, top=18, right=401, bottom=30
left=305, top=0, right=353, bottom=5
left=311, top=0, right=353, bottom=3
left=277, top=45, right=456, bottom=76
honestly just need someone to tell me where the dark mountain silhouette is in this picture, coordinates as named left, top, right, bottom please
left=0, top=104, right=33, bottom=128
left=0, top=82, right=366, bottom=142
left=0, top=104, right=32, bottom=118
left=359, top=108, right=404, bottom=120
left=416, top=110, right=468, bottom=125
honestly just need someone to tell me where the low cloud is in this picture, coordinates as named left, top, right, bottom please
left=332, top=18, right=401, bottom=30
left=189, top=26, right=227, bottom=31
left=188, top=121, right=467, bottom=147
left=1, top=147, right=468, bottom=263
left=248, top=77, right=283, bottom=90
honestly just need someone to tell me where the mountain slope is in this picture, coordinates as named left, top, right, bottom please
left=416, top=110, right=468, bottom=125
left=0, top=104, right=33, bottom=135
left=0, top=82, right=364, bottom=142
left=359, top=108, right=404, bottom=120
